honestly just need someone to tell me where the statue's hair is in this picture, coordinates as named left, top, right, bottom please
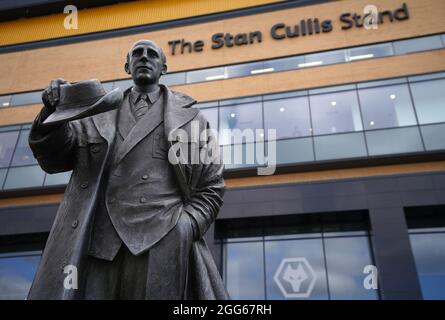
left=126, top=39, right=166, bottom=66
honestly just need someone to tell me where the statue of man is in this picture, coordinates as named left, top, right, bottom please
left=27, top=40, right=228, bottom=300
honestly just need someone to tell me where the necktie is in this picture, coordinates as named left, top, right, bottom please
left=133, top=94, right=149, bottom=119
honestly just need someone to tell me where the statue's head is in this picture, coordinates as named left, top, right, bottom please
left=125, top=40, right=167, bottom=86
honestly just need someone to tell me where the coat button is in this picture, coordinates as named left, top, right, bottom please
left=81, top=181, right=89, bottom=189
left=142, top=174, right=148, bottom=180
left=140, top=197, right=147, bottom=203
left=91, top=146, right=100, bottom=153
left=71, top=220, right=78, bottom=229
left=108, top=198, right=115, bottom=204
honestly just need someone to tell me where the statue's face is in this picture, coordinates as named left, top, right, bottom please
left=126, top=41, right=166, bottom=86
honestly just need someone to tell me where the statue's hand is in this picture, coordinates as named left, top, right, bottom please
left=41, top=78, right=68, bottom=113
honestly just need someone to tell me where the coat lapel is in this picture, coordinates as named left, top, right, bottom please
left=92, top=107, right=118, bottom=145
left=162, top=85, right=198, bottom=202
left=117, top=93, right=136, bottom=140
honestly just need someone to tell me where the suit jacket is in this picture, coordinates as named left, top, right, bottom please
left=89, top=89, right=186, bottom=260
left=27, top=84, right=228, bottom=299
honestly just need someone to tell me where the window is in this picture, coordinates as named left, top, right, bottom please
left=406, top=206, right=445, bottom=300
left=358, top=84, right=417, bottom=130
left=264, top=96, right=312, bottom=139
left=11, top=130, right=37, bottom=166
left=420, top=123, right=445, bottom=151
left=393, top=35, right=443, bottom=55
left=219, top=102, right=263, bottom=145
left=160, top=72, right=186, bottom=86
left=224, top=242, right=265, bottom=299
left=0, top=131, right=19, bottom=168
left=198, top=107, right=219, bottom=132
left=345, top=43, right=394, bottom=62
left=365, top=127, right=424, bottom=156
left=302, top=49, right=345, bottom=67
left=187, top=67, right=226, bottom=83
left=218, top=212, right=377, bottom=300
left=0, top=168, right=6, bottom=188
left=0, top=253, right=41, bottom=299
left=0, top=95, right=11, bottom=108
left=44, top=171, right=72, bottom=186
left=10, top=91, right=41, bottom=106
left=314, top=132, right=367, bottom=160
left=270, top=138, right=314, bottom=165
left=3, top=165, right=45, bottom=189
left=310, top=90, right=363, bottom=135
left=410, top=79, right=445, bottom=124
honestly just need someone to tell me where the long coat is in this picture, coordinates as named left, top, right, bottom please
left=27, top=85, right=228, bottom=300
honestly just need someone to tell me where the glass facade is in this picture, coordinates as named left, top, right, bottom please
left=0, top=71, right=444, bottom=188
left=0, top=253, right=40, bottom=299
left=0, top=124, right=71, bottom=190
left=218, top=213, right=379, bottom=300
left=406, top=206, right=445, bottom=300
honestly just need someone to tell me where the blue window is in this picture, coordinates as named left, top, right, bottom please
left=0, top=253, right=41, bottom=300
left=410, top=79, right=445, bottom=124
left=358, top=84, right=417, bottom=130
left=310, top=90, right=363, bottom=135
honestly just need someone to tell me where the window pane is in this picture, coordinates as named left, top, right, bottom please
left=314, top=132, right=367, bottom=160
left=410, top=79, right=445, bottom=124
left=160, top=72, right=186, bottom=86
left=0, top=254, right=41, bottom=300
left=0, top=168, right=6, bottom=189
left=219, top=102, right=263, bottom=145
left=263, top=56, right=305, bottom=72
left=420, top=123, right=445, bottom=151
left=264, top=96, right=311, bottom=139
left=303, top=49, right=345, bottom=67
left=346, top=43, right=394, bottom=61
left=113, top=79, right=132, bottom=90
left=357, top=77, right=407, bottom=89
left=10, top=91, right=41, bottom=106
left=310, top=90, right=363, bottom=135
left=324, top=237, right=378, bottom=300
left=358, top=84, right=417, bottom=130
left=0, top=131, right=19, bottom=168
left=270, top=138, right=314, bottom=165
left=365, top=127, right=424, bottom=156
left=409, top=233, right=445, bottom=299
left=11, top=130, right=37, bottom=166
left=0, top=125, right=21, bottom=132
left=199, top=107, right=218, bottom=132
left=265, top=239, right=328, bottom=300
left=394, top=35, right=443, bottom=55
left=0, top=95, right=11, bottom=108
left=187, top=67, right=226, bottom=83
left=101, top=82, right=113, bottom=92
left=227, top=62, right=266, bottom=78
left=224, top=242, right=265, bottom=299
left=44, top=171, right=72, bottom=186
left=4, top=165, right=45, bottom=189
left=221, top=142, right=264, bottom=169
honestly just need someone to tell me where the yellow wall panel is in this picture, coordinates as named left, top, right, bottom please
left=0, top=0, right=282, bottom=46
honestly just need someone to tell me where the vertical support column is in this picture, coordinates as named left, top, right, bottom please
left=369, top=206, right=422, bottom=299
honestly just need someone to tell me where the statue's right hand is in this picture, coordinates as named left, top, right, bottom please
left=41, top=78, right=68, bottom=112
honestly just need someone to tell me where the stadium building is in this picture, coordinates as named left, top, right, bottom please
left=0, top=0, right=444, bottom=300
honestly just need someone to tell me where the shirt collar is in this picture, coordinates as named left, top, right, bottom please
left=130, top=86, right=161, bottom=105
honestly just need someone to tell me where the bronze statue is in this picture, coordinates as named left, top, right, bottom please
left=27, top=40, right=228, bottom=300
